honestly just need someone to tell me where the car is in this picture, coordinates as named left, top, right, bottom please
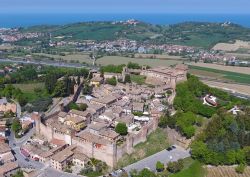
left=172, top=145, right=176, bottom=149
left=166, top=147, right=173, bottom=151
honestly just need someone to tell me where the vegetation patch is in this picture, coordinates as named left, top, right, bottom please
left=117, top=128, right=169, bottom=168
left=189, top=65, right=250, bottom=84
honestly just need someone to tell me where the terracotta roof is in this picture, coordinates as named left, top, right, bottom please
left=0, top=143, right=11, bottom=154
left=73, top=153, right=88, bottom=162
left=76, top=131, right=112, bottom=145
left=58, top=111, right=67, bottom=118
left=0, top=162, right=19, bottom=175
left=65, top=116, right=85, bottom=124
left=99, top=129, right=119, bottom=139
left=51, top=145, right=76, bottom=163
left=69, top=110, right=90, bottom=117
left=50, top=138, right=66, bottom=147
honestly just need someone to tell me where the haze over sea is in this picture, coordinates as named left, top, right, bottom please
left=1, top=13, right=250, bottom=28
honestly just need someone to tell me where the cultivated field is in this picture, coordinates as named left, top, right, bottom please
left=189, top=62, right=250, bottom=75
left=189, top=65, right=250, bottom=84
left=33, top=53, right=91, bottom=63
left=134, top=53, right=184, bottom=60
left=226, top=52, right=250, bottom=60
left=96, top=56, right=183, bottom=67
left=202, top=80, right=250, bottom=96
left=206, top=166, right=250, bottom=177
left=213, top=40, right=250, bottom=52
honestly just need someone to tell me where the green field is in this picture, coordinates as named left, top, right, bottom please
left=97, top=56, right=182, bottom=67
left=189, top=65, right=250, bottom=84
left=33, top=53, right=91, bottom=63
left=117, top=128, right=169, bottom=168
left=13, top=83, right=45, bottom=92
left=130, top=75, right=146, bottom=85
left=170, top=158, right=206, bottom=177
left=13, top=83, right=48, bottom=102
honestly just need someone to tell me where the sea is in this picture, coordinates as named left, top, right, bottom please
left=0, top=13, right=250, bottom=28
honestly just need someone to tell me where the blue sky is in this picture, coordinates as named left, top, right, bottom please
left=1, top=0, right=250, bottom=14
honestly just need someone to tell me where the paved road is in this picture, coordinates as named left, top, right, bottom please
left=8, top=128, right=44, bottom=169
left=124, top=145, right=190, bottom=173
left=8, top=128, right=81, bottom=177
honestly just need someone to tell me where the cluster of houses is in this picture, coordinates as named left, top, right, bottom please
left=0, top=28, right=41, bottom=42
left=26, top=64, right=187, bottom=172
left=0, top=139, right=19, bottom=176
left=0, top=64, right=23, bottom=77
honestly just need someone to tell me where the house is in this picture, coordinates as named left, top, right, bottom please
left=0, top=143, right=15, bottom=164
left=50, top=145, right=77, bottom=171
left=203, top=94, right=217, bottom=107
left=87, top=104, right=105, bottom=119
left=90, top=76, right=103, bottom=87
left=72, top=153, right=88, bottom=168
left=132, top=102, right=144, bottom=113
left=64, top=116, right=87, bottom=131
left=0, top=162, right=19, bottom=177
left=91, top=95, right=117, bottom=108
left=0, top=97, right=17, bottom=114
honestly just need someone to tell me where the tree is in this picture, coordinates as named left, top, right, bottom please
left=127, top=62, right=141, bottom=69
left=79, top=103, right=88, bottom=111
left=11, top=119, right=21, bottom=133
left=124, top=74, right=131, bottom=83
left=53, top=81, right=67, bottom=97
left=115, top=123, right=128, bottom=136
left=167, top=160, right=184, bottom=173
left=12, top=170, right=24, bottom=177
left=45, top=73, right=57, bottom=94
left=106, top=77, right=117, bottom=86
left=156, top=161, right=164, bottom=172
left=130, top=168, right=156, bottom=177
left=235, top=163, right=246, bottom=174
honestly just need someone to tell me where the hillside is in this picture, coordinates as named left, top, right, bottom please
left=18, top=21, right=250, bottom=48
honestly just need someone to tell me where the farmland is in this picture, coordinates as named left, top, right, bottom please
left=202, top=80, right=250, bottom=96
left=134, top=53, right=184, bottom=60
left=32, top=53, right=91, bottom=63
left=206, top=166, right=250, bottom=177
left=189, top=62, right=250, bottom=75
left=188, top=65, right=250, bottom=84
left=96, top=56, right=183, bottom=67
left=212, top=40, right=250, bottom=52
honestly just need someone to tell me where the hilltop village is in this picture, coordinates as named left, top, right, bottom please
left=29, top=64, right=187, bottom=170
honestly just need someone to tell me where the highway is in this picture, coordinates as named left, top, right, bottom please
left=0, top=58, right=98, bottom=70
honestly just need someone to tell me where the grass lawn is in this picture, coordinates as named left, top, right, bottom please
left=131, top=75, right=146, bottom=85
left=13, top=82, right=49, bottom=102
left=189, top=65, right=250, bottom=84
left=117, top=128, right=169, bottom=168
left=13, top=83, right=45, bottom=92
left=169, top=158, right=206, bottom=177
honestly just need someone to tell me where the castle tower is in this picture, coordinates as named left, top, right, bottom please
left=32, top=112, right=41, bottom=135
left=122, top=66, right=128, bottom=82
